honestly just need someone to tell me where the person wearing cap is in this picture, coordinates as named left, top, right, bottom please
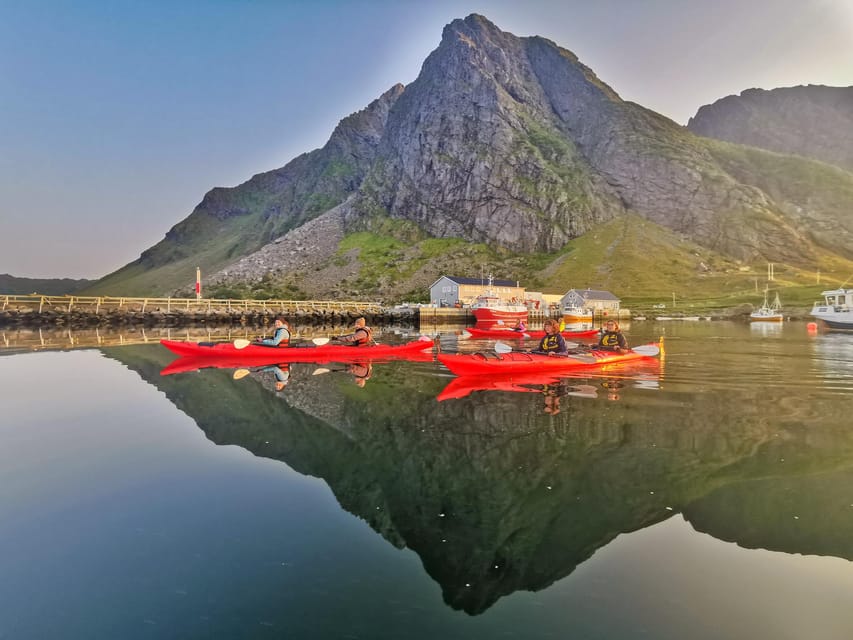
left=335, top=317, right=374, bottom=346
left=598, top=320, right=627, bottom=352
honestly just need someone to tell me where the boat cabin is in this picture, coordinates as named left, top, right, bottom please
left=816, top=288, right=853, bottom=310
left=811, top=288, right=853, bottom=331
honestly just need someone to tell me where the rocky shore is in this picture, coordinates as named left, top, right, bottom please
left=0, top=306, right=419, bottom=329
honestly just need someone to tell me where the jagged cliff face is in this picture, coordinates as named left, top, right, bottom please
left=92, top=14, right=853, bottom=296
left=348, top=16, right=810, bottom=260
left=348, top=17, right=622, bottom=252
left=688, top=85, right=853, bottom=172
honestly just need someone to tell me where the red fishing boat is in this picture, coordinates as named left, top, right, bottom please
left=470, top=274, right=528, bottom=323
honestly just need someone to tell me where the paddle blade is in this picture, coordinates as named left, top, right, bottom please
left=312, top=368, right=331, bottom=375
left=311, top=338, right=330, bottom=346
left=564, top=341, right=579, bottom=350
left=632, top=344, right=660, bottom=356
left=494, top=342, right=513, bottom=354
left=232, top=368, right=251, bottom=380
left=459, top=330, right=472, bottom=339
left=234, top=339, right=251, bottom=350
left=418, top=335, right=433, bottom=342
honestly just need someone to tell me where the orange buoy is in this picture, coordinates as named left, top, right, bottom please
left=807, top=322, right=818, bottom=333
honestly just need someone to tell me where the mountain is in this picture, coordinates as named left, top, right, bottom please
left=687, top=85, right=853, bottom=172
left=0, top=274, right=94, bottom=295
left=86, top=15, right=853, bottom=300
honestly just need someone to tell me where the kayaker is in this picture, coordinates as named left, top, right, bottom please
left=255, top=318, right=291, bottom=347
left=512, top=319, right=527, bottom=332
left=532, top=319, right=568, bottom=356
left=335, top=317, right=374, bottom=346
left=598, top=320, right=627, bottom=352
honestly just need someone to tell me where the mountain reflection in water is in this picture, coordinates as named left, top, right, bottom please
left=107, top=324, right=853, bottom=616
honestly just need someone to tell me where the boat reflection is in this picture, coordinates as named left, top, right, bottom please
left=811, top=333, right=853, bottom=390
left=749, top=321, right=784, bottom=337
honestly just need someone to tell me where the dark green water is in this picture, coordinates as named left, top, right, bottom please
left=2, top=321, right=853, bottom=639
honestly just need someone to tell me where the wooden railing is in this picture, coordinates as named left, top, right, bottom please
left=0, top=327, right=254, bottom=351
left=1, top=295, right=383, bottom=315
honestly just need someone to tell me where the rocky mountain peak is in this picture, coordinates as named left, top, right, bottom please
left=687, top=84, right=853, bottom=171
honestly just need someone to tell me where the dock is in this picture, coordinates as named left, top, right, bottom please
left=0, top=294, right=399, bottom=327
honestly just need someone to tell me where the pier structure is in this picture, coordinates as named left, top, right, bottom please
left=0, top=294, right=391, bottom=327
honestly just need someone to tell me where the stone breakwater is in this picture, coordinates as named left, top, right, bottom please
left=0, top=307, right=418, bottom=329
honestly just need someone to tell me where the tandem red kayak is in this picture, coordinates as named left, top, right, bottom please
left=463, top=327, right=600, bottom=340
left=160, top=337, right=434, bottom=364
left=437, top=344, right=658, bottom=376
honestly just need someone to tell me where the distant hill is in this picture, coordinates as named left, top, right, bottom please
left=86, top=16, right=853, bottom=302
left=688, top=85, right=853, bottom=172
left=0, top=274, right=94, bottom=295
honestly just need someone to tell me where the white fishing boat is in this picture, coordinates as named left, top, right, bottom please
left=750, top=289, right=784, bottom=322
left=561, top=304, right=593, bottom=323
left=811, top=288, right=853, bottom=331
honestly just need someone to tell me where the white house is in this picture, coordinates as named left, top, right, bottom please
left=560, top=288, right=620, bottom=314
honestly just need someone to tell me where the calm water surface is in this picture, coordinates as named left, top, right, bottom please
left=2, top=321, right=853, bottom=639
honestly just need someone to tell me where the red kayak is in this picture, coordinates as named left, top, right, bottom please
left=161, top=347, right=435, bottom=376
left=464, top=327, right=600, bottom=340
left=160, top=338, right=434, bottom=364
left=437, top=344, right=658, bottom=376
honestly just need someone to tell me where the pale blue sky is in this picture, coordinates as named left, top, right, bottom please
left=2, top=0, right=851, bottom=278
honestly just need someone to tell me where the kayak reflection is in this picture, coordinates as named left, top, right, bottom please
left=436, top=359, right=661, bottom=402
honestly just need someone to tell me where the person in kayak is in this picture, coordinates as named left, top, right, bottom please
left=532, top=319, right=568, bottom=356
left=512, top=319, right=527, bottom=332
left=255, top=318, right=291, bottom=347
left=335, top=317, right=374, bottom=346
left=598, top=320, right=628, bottom=352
